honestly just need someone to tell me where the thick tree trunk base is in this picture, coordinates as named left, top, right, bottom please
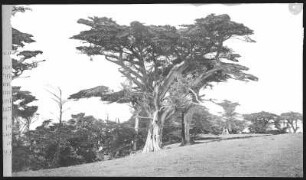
left=142, top=107, right=173, bottom=153
left=142, top=119, right=162, bottom=153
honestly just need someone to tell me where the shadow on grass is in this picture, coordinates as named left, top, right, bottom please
left=191, top=134, right=273, bottom=145
left=194, top=137, right=222, bottom=141
left=163, top=134, right=277, bottom=149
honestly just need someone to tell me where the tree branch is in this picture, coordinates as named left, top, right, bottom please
left=119, top=70, right=144, bottom=89
left=104, top=52, right=148, bottom=89
left=158, top=61, right=188, bottom=101
left=188, top=88, right=201, bottom=103
left=191, top=66, right=223, bottom=88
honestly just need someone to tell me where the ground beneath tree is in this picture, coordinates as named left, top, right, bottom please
left=13, top=133, right=303, bottom=177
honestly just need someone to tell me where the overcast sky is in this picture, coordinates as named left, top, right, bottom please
left=11, top=4, right=303, bottom=128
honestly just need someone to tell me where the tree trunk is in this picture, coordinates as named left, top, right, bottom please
left=133, top=114, right=139, bottom=151
left=181, top=112, right=186, bottom=145
left=288, top=122, right=294, bottom=133
left=26, top=119, right=33, bottom=151
left=184, top=113, right=192, bottom=145
left=292, top=121, right=298, bottom=133
left=181, top=89, right=203, bottom=145
left=26, top=121, right=32, bottom=168
left=142, top=106, right=174, bottom=153
left=142, top=111, right=162, bottom=153
left=182, top=105, right=203, bottom=145
left=294, top=120, right=298, bottom=133
left=228, top=123, right=232, bottom=134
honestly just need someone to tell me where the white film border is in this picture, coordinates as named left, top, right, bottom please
left=2, top=5, right=13, bottom=177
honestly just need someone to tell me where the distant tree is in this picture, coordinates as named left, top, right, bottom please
left=71, top=14, right=258, bottom=152
left=46, top=87, right=68, bottom=168
left=209, top=114, right=226, bottom=135
left=215, top=100, right=243, bottom=134
left=243, top=111, right=279, bottom=133
left=230, top=119, right=248, bottom=134
left=278, top=112, right=303, bottom=133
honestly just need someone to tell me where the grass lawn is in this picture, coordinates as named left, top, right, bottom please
left=13, top=133, right=303, bottom=177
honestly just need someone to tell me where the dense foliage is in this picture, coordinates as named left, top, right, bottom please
left=12, top=113, right=146, bottom=172
left=243, top=111, right=279, bottom=133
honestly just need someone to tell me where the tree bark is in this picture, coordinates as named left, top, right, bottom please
left=142, top=61, right=186, bottom=153
left=26, top=119, right=32, bottom=168
left=181, top=112, right=186, bottom=145
left=294, top=120, right=298, bottom=133
left=142, top=107, right=173, bottom=153
left=181, top=88, right=204, bottom=145
left=182, top=104, right=204, bottom=145
left=290, top=120, right=298, bottom=133
left=133, top=114, right=139, bottom=151
left=228, top=122, right=232, bottom=133
left=142, top=111, right=162, bottom=153
left=184, top=112, right=192, bottom=145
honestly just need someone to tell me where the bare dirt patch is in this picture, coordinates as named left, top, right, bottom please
left=13, top=133, right=303, bottom=177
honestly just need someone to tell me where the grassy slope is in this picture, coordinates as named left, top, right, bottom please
left=13, top=133, right=303, bottom=177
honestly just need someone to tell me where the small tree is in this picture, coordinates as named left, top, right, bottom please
left=216, top=100, right=240, bottom=134
left=278, top=112, right=303, bottom=133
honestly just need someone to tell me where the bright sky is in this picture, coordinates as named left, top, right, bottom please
left=11, top=4, right=303, bottom=129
